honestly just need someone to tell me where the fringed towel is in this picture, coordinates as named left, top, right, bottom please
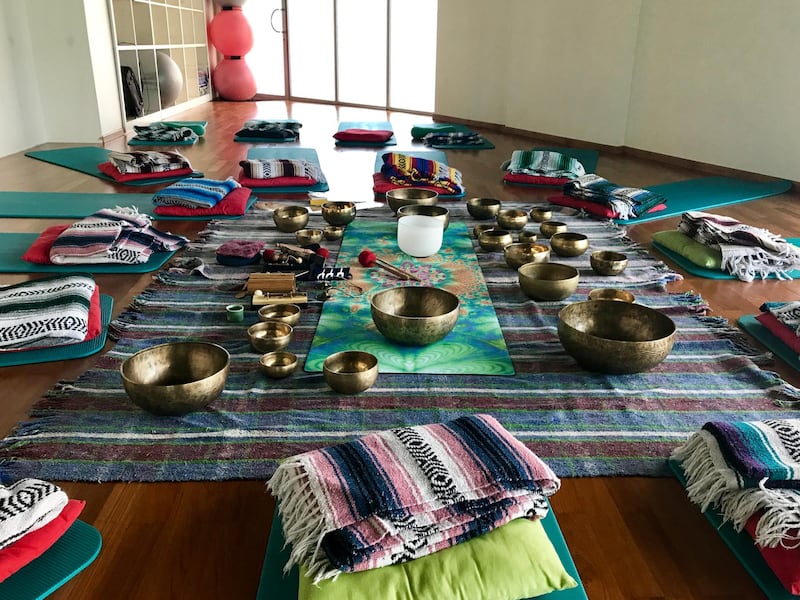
left=671, top=419, right=800, bottom=548
left=380, top=152, right=464, bottom=195
left=563, top=174, right=665, bottom=219
left=678, top=211, right=800, bottom=282
left=107, top=150, right=191, bottom=174
left=0, top=479, right=68, bottom=550
left=238, top=159, right=322, bottom=181
left=502, top=150, right=586, bottom=180
left=268, top=414, right=559, bottom=583
left=422, top=131, right=484, bottom=146
left=152, top=177, right=241, bottom=209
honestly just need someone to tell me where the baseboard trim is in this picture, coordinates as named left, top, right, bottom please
left=100, top=129, right=127, bottom=146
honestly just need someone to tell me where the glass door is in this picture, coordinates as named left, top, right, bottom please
left=242, top=0, right=287, bottom=97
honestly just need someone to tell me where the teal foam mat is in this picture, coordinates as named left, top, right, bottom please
left=245, top=147, right=329, bottom=193
left=374, top=149, right=465, bottom=199
left=738, top=315, right=800, bottom=373
left=25, top=146, right=202, bottom=187
left=614, top=176, right=793, bottom=225
left=669, top=459, right=797, bottom=600
left=257, top=501, right=587, bottom=600
left=651, top=238, right=800, bottom=280
left=0, top=233, right=179, bottom=274
left=335, top=120, right=397, bottom=147
left=0, top=519, right=102, bottom=600
left=502, top=146, right=601, bottom=188
left=0, top=294, right=113, bottom=367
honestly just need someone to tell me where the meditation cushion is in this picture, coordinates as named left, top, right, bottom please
left=651, top=229, right=723, bottom=269
left=744, top=512, right=800, bottom=594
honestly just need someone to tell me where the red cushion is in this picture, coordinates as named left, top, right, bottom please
left=0, top=499, right=85, bottom=583
left=154, top=186, right=253, bottom=217
left=503, top=172, right=573, bottom=186
left=333, top=129, right=394, bottom=142
left=547, top=194, right=667, bottom=219
left=21, top=224, right=71, bottom=264
left=97, top=161, right=194, bottom=183
left=236, top=170, right=318, bottom=188
left=755, top=312, right=800, bottom=354
left=744, top=512, right=800, bottom=594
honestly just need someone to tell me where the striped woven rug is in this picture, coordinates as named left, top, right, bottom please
left=1, top=203, right=797, bottom=482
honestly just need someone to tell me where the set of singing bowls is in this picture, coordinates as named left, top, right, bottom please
left=370, top=286, right=460, bottom=346
left=386, top=187, right=439, bottom=214
left=257, top=303, right=301, bottom=325
left=321, top=201, right=356, bottom=226
left=518, top=263, right=580, bottom=301
left=120, top=341, right=230, bottom=416
left=590, top=250, right=629, bottom=276
left=295, top=228, right=323, bottom=245
left=529, top=207, right=553, bottom=223
left=588, top=288, right=636, bottom=303
left=466, top=197, right=501, bottom=220
left=273, top=205, right=309, bottom=233
left=323, top=350, right=379, bottom=394
left=539, top=220, right=568, bottom=239
left=248, top=320, right=294, bottom=353
left=478, top=229, right=513, bottom=252
left=504, top=242, right=550, bottom=269
left=549, top=232, right=589, bottom=257
left=323, top=226, right=345, bottom=241
left=557, top=300, right=676, bottom=374
left=397, top=204, right=450, bottom=231
left=260, top=351, right=299, bottom=379
left=496, top=208, right=529, bottom=230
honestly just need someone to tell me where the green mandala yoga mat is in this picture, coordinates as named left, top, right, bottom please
left=25, top=146, right=203, bottom=187
left=669, top=459, right=796, bottom=600
left=614, top=176, right=793, bottom=225
left=335, top=121, right=397, bottom=147
left=0, top=519, right=102, bottom=600
left=0, top=294, right=113, bottom=367
left=305, top=220, right=514, bottom=375
left=738, top=315, right=800, bottom=374
left=374, top=149, right=466, bottom=199
left=246, top=147, right=329, bottom=193
left=0, top=233, right=179, bottom=274
left=256, top=502, right=587, bottom=600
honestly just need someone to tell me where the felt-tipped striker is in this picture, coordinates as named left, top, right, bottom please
left=358, top=249, right=421, bottom=281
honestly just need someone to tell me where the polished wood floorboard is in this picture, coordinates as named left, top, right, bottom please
left=2, top=100, right=799, bottom=599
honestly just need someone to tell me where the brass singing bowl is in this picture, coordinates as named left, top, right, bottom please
left=588, top=288, right=636, bottom=303
left=386, top=188, right=439, bottom=214
left=550, top=232, right=589, bottom=257
left=120, top=341, right=230, bottom=416
left=557, top=300, right=676, bottom=374
left=539, top=220, right=568, bottom=239
left=396, top=204, right=450, bottom=231
left=518, top=262, right=580, bottom=301
left=518, top=229, right=538, bottom=244
left=321, top=201, right=356, bottom=226
left=259, top=351, right=299, bottom=379
left=273, top=205, right=310, bottom=233
left=257, top=303, right=301, bottom=325
left=466, top=197, right=501, bottom=220
left=473, top=224, right=494, bottom=239
left=590, top=250, right=629, bottom=276
left=248, top=320, right=294, bottom=353
left=370, top=286, right=460, bottom=346
left=323, top=351, right=379, bottom=394
left=496, top=208, right=529, bottom=231
left=478, top=229, right=514, bottom=252
left=504, top=242, right=550, bottom=269
left=295, top=228, right=324, bottom=245
left=529, top=207, right=553, bottom=223
left=323, top=225, right=346, bottom=241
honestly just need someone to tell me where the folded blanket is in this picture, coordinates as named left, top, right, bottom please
left=152, top=177, right=240, bottom=209
left=334, top=128, right=394, bottom=143
left=237, top=172, right=321, bottom=189
left=239, top=159, right=321, bottom=181
left=97, top=162, right=195, bottom=183
left=107, top=150, right=191, bottom=174
left=504, top=172, right=573, bottom=187
left=422, top=131, right=483, bottom=146
left=153, top=186, right=252, bottom=218
left=132, top=123, right=198, bottom=143
left=502, top=150, right=586, bottom=180
left=235, top=119, right=301, bottom=140
left=679, top=211, right=800, bottom=282
left=672, top=420, right=800, bottom=548
left=755, top=311, right=800, bottom=355
left=372, top=173, right=451, bottom=196
left=380, top=153, right=464, bottom=195
left=548, top=194, right=667, bottom=219
left=268, top=414, right=559, bottom=583
left=563, top=174, right=665, bottom=220
left=762, top=301, right=800, bottom=337
left=0, top=479, right=69, bottom=550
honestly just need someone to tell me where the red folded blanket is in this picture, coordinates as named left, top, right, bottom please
left=236, top=170, right=318, bottom=188
left=755, top=311, right=800, bottom=354
left=744, top=511, right=800, bottom=594
left=371, top=173, right=454, bottom=197
left=547, top=194, right=666, bottom=219
left=153, top=186, right=253, bottom=217
left=97, top=162, right=194, bottom=183
left=503, top=172, right=572, bottom=186
left=333, top=128, right=394, bottom=143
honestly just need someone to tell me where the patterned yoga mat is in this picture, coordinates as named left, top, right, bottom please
left=304, top=220, right=514, bottom=375
left=1, top=205, right=799, bottom=483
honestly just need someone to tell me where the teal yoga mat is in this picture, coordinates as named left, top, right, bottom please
left=245, top=147, right=329, bottom=193
left=0, top=294, right=113, bottom=367
left=502, top=146, right=601, bottom=188
left=25, top=146, right=203, bottom=187
left=335, top=120, right=397, bottom=147
left=0, top=233, right=179, bottom=274
left=613, top=176, right=793, bottom=225
left=738, top=315, right=800, bottom=373
left=257, top=502, right=587, bottom=600
left=0, top=519, right=102, bottom=600
left=669, top=459, right=796, bottom=600
left=651, top=237, right=800, bottom=280
left=374, top=149, right=466, bottom=199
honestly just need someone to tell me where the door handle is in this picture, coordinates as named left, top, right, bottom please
left=270, top=8, right=285, bottom=34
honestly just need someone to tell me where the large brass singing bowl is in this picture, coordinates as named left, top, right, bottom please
left=370, top=286, right=460, bottom=346
left=321, top=201, right=357, bottom=226
left=557, top=300, right=676, bottom=374
left=273, top=205, right=310, bottom=232
left=396, top=204, right=450, bottom=231
left=323, top=351, right=379, bottom=394
left=120, top=341, right=230, bottom=416
left=518, top=262, right=580, bottom=301
left=386, top=188, right=439, bottom=214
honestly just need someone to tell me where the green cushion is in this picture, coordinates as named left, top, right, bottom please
left=298, top=517, right=578, bottom=600
left=651, top=229, right=723, bottom=270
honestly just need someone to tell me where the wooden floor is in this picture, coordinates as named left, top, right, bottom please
left=1, top=100, right=798, bottom=599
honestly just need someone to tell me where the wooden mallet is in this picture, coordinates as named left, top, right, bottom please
left=358, top=249, right=421, bottom=282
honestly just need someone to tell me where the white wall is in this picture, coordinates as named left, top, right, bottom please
left=84, top=0, right=125, bottom=137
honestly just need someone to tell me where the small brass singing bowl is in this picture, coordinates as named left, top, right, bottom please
left=248, top=320, right=294, bottom=353
left=557, top=300, right=676, bottom=374
left=386, top=188, right=438, bottom=214
left=466, top=197, right=501, bottom=220
left=473, top=224, right=494, bottom=239
left=370, top=286, right=460, bottom=346
left=539, top=220, right=568, bottom=239
left=529, top=207, right=553, bottom=223
left=120, top=341, right=230, bottom=416
left=259, top=351, right=299, bottom=379
left=518, top=229, right=538, bottom=243
left=397, top=204, right=450, bottom=231
left=273, top=205, right=310, bottom=233
left=321, top=201, right=356, bottom=226
left=504, top=243, right=550, bottom=270
left=550, top=232, right=589, bottom=257
left=518, top=262, right=580, bottom=301
left=323, top=350, right=379, bottom=394
left=588, top=288, right=636, bottom=303
left=590, top=250, right=629, bottom=276
left=257, top=303, right=301, bottom=325
left=478, top=229, right=514, bottom=252
left=295, top=228, right=324, bottom=245
left=323, top=225, right=345, bottom=241
left=496, top=208, right=529, bottom=230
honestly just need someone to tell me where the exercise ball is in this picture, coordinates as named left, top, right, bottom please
left=215, top=0, right=248, bottom=6
left=156, top=51, right=184, bottom=106
left=212, top=57, right=256, bottom=101
left=208, top=8, right=253, bottom=57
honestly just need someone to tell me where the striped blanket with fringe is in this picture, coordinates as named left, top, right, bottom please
left=380, top=152, right=464, bottom=195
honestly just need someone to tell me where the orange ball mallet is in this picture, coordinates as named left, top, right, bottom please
left=358, top=249, right=421, bottom=282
